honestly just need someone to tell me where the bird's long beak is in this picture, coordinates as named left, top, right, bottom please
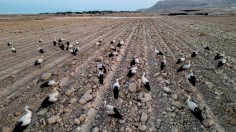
left=29, top=108, right=34, bottom=112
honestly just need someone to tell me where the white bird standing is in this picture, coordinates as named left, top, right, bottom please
left=39, top=38, right=43, bottom=43
left=214, top=51, right=225, bottom=60
left=177, top=60, right=191, bottom=72
left=38, top=87, right=59, bottom=110
left=95, top=42, right=101, bottom=46
left=11, top=46, right=16, bottom=53
left=103, top=101, right=122, bottom=119
left=35, top=56, right=44, bottom=67
left=202, top=44, right=210, bottom=51
left=141, top=73, right=151, bottom=91
left=127, top=66, right=137, bottom=78
left=97, top=70, right=104, bottom=85
left=176, top=56, right=185, bottom=64
left=113, top=79, right=120, bottom=99
left=191, top=50, right=198, bottom=58
left=160, top=56, right=166, bottom=71
left=37, top=45, right=44, bottom=54
left=130, top=57, right=139, bottom=66
left=40, top=80, right=59, bottom=88
left=98, top=39, right=103, bottom=43
left=7, top=41, right=13, bottom=46
left=97, top=62, right=106, bottom=73
left=117, top=39, right=124, bottom=47
left=186, top=96, right=204, bottom=122
left=110, top=40, right=116, bottom=44
left=13, top=106, right=33, bottom=132
left=154, top=47, right=163, bottom=55
left=188, top=69, right=196, bottom=86
left=53, top=39, right=57, bottom=46
left=217, top=56, right=227, bottom=68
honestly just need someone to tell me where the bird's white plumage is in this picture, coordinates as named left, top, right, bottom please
left=182, top=60, right=191, bottom=69
left=130, top=66, right=137, bottom=73
left=162, top=56, right=166, bottom=64
left=188, top=70, right=194, bottom=79
left=141, top=73, right=149, bottom=84
left=154, top=47, right=161, bottom=54
left=11, top=46, right=16, bottom=51
left=37, top=58, right=44, bottom=63
left=186, top=96, right=198, bottom=111
left=18, top=106, right=32, bottom=126
left=98, top=70, right=104, bottom=76
left=218, top=57, right=226, bottom=64
left=48, top=88, right=59, bottom=102
left=113, top=79, right=119, bottom=89
left=48, top=80, right=58, bottom=86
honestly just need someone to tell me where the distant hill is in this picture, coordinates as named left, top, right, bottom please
left=139, top=0, right=236, bottom=12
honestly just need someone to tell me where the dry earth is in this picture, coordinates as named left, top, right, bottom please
left=0, top=15, right=236, bottom=132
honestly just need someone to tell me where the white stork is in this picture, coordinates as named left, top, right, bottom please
left=110, top=40, right=116, bottom=44
left=186, top=96, right=204, bottom=122
left=217, top=56, right=227, bottom=68
left=13, top=106, right=33, bottom=132
left=98, top=39, right=103, bottom=43
left=117, top=39, right=124, bottom=47
left=97, top=70, right=104, bottom=85
left=40, top=80, right=59, bottom=88
left=160, top=56, right=166, bottom=71
left=103, top=101, right=122, bottom=121
left=37, top=45, right=44, bottom=54
left=7, top=41, right=13, bottom=46
left=39, top=38, right=43, bottom=43
left=177, top=60, right=191, bottom=72
left=113, top=79, right=120, bottom=99
left=38, top=87, right=59, bottom=110
left=127, top=66, right=137, bottom=78
left=11, top=46, right=16, bottom=53
left=188, top=69, right=196, bottom=86
left=214, top=51, right=225, bottom=60
left=202, top=44, right=210, bottom=51
left=53, top=39, right=57, bottom=46
left=97, top=62, right=106, bottom=73
left=35, top=57, right=44, bottom=67
left=191, top=50, right=198, bottom=58
left=176, top=56, right=185, bottom=64
left=154, top=47, right=163, bottom=55
left=130, top=57, right=139, bottom=66
left=141, top=73, right=150, bottom=91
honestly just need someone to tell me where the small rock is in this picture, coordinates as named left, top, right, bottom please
left=138, top=125, right=147, bottom=131
left=202, top=119, right=211, bottom=128
left=96, top=56, right=103, bottom=62
left=171, top=94, right=178, bottom=100
left=154, top=72, right=160, bottom=77
left=205, top=82, right=214, bottom=89
left=65, top=89, right=75, bottom=96
left=79, top=114, right=86, bottom=122
left=48, top=115, right=60, bottom=124
left=79, top=99, right=87, bottom=105
left=41, top=73, right=51, bottom=81
left=92, top=127, right=99, bottom=132
left=128, top=82, right=137, bottom=93
left=162, top=87, right=172, bottom=94
left=59, top=77, right=69, bottom=87
left=143, top=93, right=152, bottom=101
left=74, top=118, right=81, bottom=125
left=162, top=73, right=167, bottom=78
left=37, top=109, right=48, bottom=116
left=140, top=112, right=148, bottom=122
left=14, top=112, right=21, bottom=116
left=1, top=127, right=12, bottom=132
left=171, top=101, right=183, bottom=109
left=69, top=98, right=77, bottom=104
left=82, top=94, right=93, bottom=102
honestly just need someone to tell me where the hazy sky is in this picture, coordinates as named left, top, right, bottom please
left=0, top=0, right=159, bottom=14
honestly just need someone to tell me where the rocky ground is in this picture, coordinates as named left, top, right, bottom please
left=0, top=15, right=236, bottom=132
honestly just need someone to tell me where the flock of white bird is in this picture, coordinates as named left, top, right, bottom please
left=6, top=38, right=228, bottom=131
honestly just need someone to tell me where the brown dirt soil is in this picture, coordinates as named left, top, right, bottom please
left=0, top=15, right=236, bottom=132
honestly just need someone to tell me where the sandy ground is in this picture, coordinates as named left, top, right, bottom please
left=0, top=15, right=236, bottom=132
